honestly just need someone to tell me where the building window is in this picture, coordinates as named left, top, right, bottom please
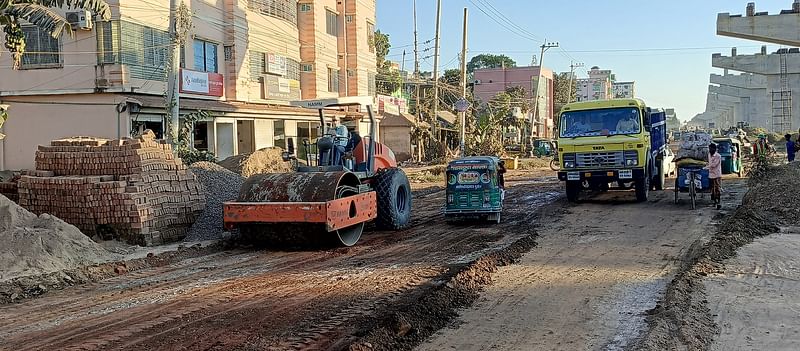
left=326, top=10, right=338, bottom=36
left=345, top=15, right=353, bottom=23
left=301, top=63, right=313, bottom=72
left=143, top=27, right=167, bottom=67
left=224, top=45, right=233, bottom=62
left=248, top=0, right=298, bottom=24
left=367, top=21, right=375, bottom=53
left=299, top=3, right=311, bottom=12
left=21, top=26, right=62, bottom=69
left=97, top=21, right=170, bottom=80
left=194, top=39, right=218, bottom=73
left=328, top=67, right=339, bottom=92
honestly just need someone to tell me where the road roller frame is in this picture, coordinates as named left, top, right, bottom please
left=222, top=97, right=411, bottom=247
left=223, top=191, right=377, bottom=232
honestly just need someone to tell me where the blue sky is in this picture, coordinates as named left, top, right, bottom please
left=376, top=0, right=794, bottom=121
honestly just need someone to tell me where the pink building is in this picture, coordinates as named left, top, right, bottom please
left=473, top=66, right=555, bottom=138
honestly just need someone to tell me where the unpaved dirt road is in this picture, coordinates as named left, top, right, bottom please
left=0, top=176, right=560, bottom=351
left=707, top=227, right=800, bottom=351
left=419, top=179, right=747, bottom=351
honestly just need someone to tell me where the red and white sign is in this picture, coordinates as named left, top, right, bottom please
left=180, top=69, right=224, bottom=97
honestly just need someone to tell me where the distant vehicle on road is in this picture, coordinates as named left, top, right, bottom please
left=556, top=99, right=670, bottom=202
left=444, top=156, right=504, bottom=223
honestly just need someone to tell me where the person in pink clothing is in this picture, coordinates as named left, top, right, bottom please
left=705, top=143, right=722, bottom=209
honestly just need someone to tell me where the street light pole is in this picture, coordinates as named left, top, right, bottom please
left=459, top=7, right=468, bottom=156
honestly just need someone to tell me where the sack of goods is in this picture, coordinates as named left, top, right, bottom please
left=677, top=132, right=712, bottom=161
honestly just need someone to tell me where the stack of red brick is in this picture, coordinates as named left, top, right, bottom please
left=17, top=132, right=205, bottom=246
left=0, top=180, right=18, bottom=202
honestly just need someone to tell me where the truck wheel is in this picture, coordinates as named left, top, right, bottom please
left=654, top=164, right=666, bottom=191
left=375, top=168, right=412, bottom=230
left=566, top=181, right=581, bottom=203
left=635, top=175, right=649, bottom=202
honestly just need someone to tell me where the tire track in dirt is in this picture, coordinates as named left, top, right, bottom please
left=0, top=180, right=560, bottom=351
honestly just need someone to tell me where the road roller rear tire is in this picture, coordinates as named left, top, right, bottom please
left=375, top=168, right=412, bottom=230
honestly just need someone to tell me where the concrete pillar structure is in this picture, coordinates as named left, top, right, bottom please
left=712, top=49, right=800, bottom=130
left=708, top=73, right=770, bottom=127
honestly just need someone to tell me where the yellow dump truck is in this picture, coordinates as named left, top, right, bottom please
left=556, top=99, right=669, bottom=202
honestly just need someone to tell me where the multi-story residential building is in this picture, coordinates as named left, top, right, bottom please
left=472, top=66, right=555, bottom=138
left=612, top=81, right=636, bottom=99
left=0, top=0, right=377, bottom=171
left=576, top=66, right=613, bottom=102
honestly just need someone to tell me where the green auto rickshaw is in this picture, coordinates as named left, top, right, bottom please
left=444, top=156, right=504, bottom=223
left=531, top=138, right=556, bottom=157
left=713, top=137, right=744, bottom=177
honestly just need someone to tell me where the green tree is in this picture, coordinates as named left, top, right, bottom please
left=552, top=72, right=577, bottom=116
left=2, top=0, right=111, bottom=69
left=465, top=86, right=529, bottom=156
left=466, top=54, right=516, bottom=74
left=373, top=30, right=401, bottom=95
left=440, top=68, right=461, bottom=86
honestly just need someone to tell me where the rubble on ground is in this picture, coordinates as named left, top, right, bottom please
left=217, top=147, right=293, bottom=177
left=17, top=131, right=205, bottom=246
left=0, top=194, right=118, bottom=282
left=185, top=162, right=244, bottom=241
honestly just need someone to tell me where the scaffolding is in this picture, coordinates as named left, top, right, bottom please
left=772, top=49, right=793, bottom=132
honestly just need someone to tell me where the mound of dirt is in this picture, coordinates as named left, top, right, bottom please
left=0, top=195, right=119, bottom=282
left=636, top=162, right=800, bottom=350
left=217, top=148, right=292, bottom=177
left=185, top=162, right=245, bottom=241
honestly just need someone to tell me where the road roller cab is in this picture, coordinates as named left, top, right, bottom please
left=222, top=97, right=412, bottom=247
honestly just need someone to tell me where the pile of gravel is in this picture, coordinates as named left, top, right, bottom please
left=185, top=162, right=245, bottom=241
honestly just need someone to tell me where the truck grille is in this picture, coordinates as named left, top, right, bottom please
left=576, top=151, right=624, bottom=168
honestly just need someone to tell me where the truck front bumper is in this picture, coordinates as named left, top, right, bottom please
left=557, top=168, right=646, bottom=182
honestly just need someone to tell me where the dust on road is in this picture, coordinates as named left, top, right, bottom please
left=418, top=179, right=747, bottom=351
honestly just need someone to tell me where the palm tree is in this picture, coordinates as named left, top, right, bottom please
left=1, top=0, right=111, bottom=69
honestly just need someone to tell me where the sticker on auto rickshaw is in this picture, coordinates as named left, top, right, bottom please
left=457, top=171, right=481, bottom=184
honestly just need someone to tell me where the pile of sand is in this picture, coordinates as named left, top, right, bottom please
left=0, top=194, right=118, bottom=282
left=218, top=147, right=293, bottom=177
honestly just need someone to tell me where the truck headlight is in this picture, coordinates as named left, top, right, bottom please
left=623, top=151, right=638, bottom=166
left=447, top=194, right=454, bottom=204
left=564, top=161, right=575, bottom=168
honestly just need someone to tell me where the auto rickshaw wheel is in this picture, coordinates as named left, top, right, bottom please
left=375, top=167, right=412, bottom=230
left=487, top=212, right=501, bottom=224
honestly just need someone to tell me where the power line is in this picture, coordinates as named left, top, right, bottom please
left=466, top=0, right=538, bottom=42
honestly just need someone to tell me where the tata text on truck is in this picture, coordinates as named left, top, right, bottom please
left=556, top=99, right=668, bottom=202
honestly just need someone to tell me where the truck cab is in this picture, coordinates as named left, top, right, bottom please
left=556, top=99, right=668, bottom=202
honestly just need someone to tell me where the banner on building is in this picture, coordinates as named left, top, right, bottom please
left=180, top=69, right=224, bottom=97
left=263, top=75, right=300, bottom=100
left=267, top=53, right=287, bottom=76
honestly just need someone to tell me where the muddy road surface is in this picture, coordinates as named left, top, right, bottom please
left=0, top=176, right=560, bottom=351
left=419, top=179, right=747, bottom=351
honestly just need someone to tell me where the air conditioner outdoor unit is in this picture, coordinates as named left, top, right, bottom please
left=66, top=10, right=93, bottom=30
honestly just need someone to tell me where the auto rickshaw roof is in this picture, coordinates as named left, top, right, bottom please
left=712, top=137, right=741, bottom=144
left=447, top=156, right=500, bottom=169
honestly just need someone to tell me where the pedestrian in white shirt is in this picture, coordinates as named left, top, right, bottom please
left=705, top=143, right=722, bottom=209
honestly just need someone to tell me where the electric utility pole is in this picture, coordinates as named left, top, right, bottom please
left=530, top=41, right=558, bottom=143
left=568, top=61, right=584, bottom=103
left=167, top=0, right=180, bottom=144
left=459, top=7, right=468, bottom=155
left=431, top=0, right=442, bottom=140
left=413, top=0, right=422, bottom=161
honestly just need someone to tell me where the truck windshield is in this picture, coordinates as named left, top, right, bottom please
left=560, top=107, right=642, bottom=138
